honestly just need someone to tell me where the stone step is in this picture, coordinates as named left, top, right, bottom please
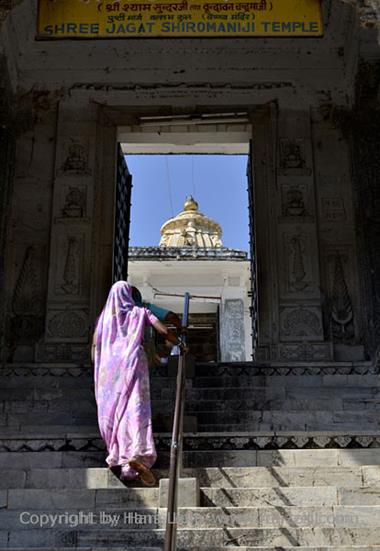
left=6, top=548, right=379, bottom=551
left=1, top=445, right=380, bottom=469
left=193, top=374, right=380, bottom=388
left=5, top=549, right=162, bottom=551
left=2, top=506, right=380, bottom=530
left=2, top=372, right=379, bottom=393
left=0, top=425, right=99, bottom=436
left=0, top=389, right=380, bottom=418
left=202, top=486, right=380, bottom=507
left=161, top=386, right=380, bottom=400
left=4, top=394, right=380, bottom=418
left=5, top=488, right=159, bottom=509
left=3, top=410, right=380, bottom=433
left=0, top=465, right=376, bottom=489
left=4, top=526, right=380, bottom=548
left=3, top=384, right=380, bottom=406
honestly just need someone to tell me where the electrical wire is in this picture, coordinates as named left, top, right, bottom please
left=165, top=156, right=175, bottom=218
left=191, top=155, right=196, bottom=197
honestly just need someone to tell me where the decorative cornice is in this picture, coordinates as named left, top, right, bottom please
left=129, top=246, right=248, bottom=260
left=2, top=361, right=377, bottom=377
left=1, top=432, right=380, bottom=453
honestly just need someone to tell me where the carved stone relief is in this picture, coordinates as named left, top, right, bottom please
left=280, top=306, right=323, bottom=341
left=54, top=234, right=84, bottom=296
left=62, top=186, right=86, bottom=218
left=35, top=342, right=89, bottom=363
left=283, top=186, right=306, bottom=217
left=61, top=140, right=91, bottom=176
left=279, top=139, right=311, bottom=175
left=290, top=236, right=307, bottom=291
left=278, top=342, right=332, bottom=361
left=46, top=309, right=88, bottom=343
left=7, top=246, right=45, bottom=360
left=329, top=251, right=355, bottom=343
left=321, top=197, right=347, bottom=222
left=282, top=232, right=318, bottom=296
left=61, top=237, right=81, bottom=295
left=220, top=299, right=246, bottom=362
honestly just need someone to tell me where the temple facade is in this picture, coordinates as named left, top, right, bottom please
left=128, top=196, right=253, bottom=362
left=0, top=0, right=378, bottom=365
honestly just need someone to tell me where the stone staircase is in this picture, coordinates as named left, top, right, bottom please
left=0, top=360, right=380, bottom=549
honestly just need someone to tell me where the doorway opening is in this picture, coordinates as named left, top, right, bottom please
left=114, top=125, right=258, bottom=361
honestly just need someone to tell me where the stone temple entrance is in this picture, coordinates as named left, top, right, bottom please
left=0, top=1, right=380, bottom=549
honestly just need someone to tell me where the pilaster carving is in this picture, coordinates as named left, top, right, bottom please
left=43, top=102, right=98, bottom=361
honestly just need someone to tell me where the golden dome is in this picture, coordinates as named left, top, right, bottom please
left=160, top=196, right=222, bottom=248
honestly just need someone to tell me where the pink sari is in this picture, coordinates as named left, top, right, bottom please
left=93, top=281, right=158, bottom=479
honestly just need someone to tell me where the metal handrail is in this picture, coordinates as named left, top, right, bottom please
left=164, top=292, right=190, bottom=551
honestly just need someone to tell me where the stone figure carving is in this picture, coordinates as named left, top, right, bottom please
left=61, top=237, right=80, bottom=295
left=62, top=187, right=85, bottom=218
left=331, top=252, right=355, bottom=342
left=62, top=142, right=89, bottom=174
left=284, top=188, right=306, bottom=217
left=280, top=139, right=306, bottom=170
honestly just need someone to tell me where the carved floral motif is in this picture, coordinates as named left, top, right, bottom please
left=281, top=307, right=322, bottom=338
left=47, top=310, right=87, bottom=339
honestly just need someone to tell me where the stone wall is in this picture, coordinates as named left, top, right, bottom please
left=351, top=62, right=380, bottom=359
left=2, top=107, right=57, bottom=362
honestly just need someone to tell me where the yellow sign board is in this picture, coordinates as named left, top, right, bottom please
left=37, top=0, right=323, bottom=39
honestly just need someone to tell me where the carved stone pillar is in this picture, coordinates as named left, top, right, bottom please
left=275, top=108, right=329, bottom=361
left=36, top=99, right=98, bottom=363
left=253, top=106, right=331, bottom=361
left=312, top=108, right=365, bottom=361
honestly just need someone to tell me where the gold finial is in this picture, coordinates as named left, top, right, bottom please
left=184, top=195, right=199, bottom=212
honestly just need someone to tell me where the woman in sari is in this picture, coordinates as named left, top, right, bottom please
left=92, top=281, right=181, bottom=485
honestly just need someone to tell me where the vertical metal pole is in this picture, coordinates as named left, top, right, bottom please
left=164, top=293, right=190, bottom=551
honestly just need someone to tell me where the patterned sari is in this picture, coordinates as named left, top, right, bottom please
left=93, top=281, right=158, bottom=479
